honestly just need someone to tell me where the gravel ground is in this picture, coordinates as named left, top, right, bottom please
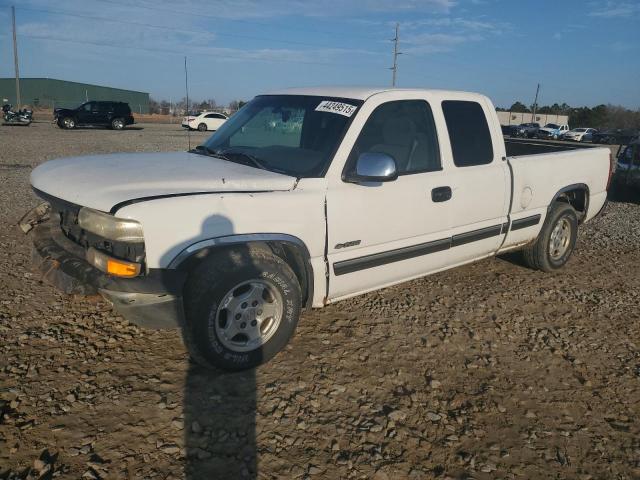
left=1, top=123, right=639, bottom=480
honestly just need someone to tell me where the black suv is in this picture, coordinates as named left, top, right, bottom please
left=54, top=101, right=135, bottom=130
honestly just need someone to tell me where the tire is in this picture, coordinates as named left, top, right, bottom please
left=522, top=202, right=578, bottom=272
left=111, top=118, right=125, bottom=130
left=182, top=246, right=302, bottom=371
left=62, top=117, right=75, bottom=129
left=197, top=123, right=207, bottom=132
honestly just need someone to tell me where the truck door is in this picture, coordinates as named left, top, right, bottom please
left=439, top=99, right=510, bottom=264
left=326, top=97, right=453, bottom=301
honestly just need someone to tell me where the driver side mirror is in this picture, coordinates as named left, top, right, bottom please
left=345, top=152, right=398, bottom=184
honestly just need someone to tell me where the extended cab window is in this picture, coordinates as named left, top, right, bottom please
left=442, top=100, right=494, bottom=167
left=348, top=100, right=441, bottom=174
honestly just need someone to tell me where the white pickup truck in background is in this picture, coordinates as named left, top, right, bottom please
left=22, top=87, right=612, bottom=370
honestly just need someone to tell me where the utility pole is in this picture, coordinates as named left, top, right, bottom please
left=11, top=6, right=21, bottom=110
left=184, top=56, right=191, bottom=150
left=531, top=83, right=540, bottom=123
left=390, top=23, right=401, bottom=87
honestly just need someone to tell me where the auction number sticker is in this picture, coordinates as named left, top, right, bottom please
left=315, top=100, right=357, bottom=117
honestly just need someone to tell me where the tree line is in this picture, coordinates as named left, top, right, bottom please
left=148, top=96, right=639, bottom=130
left=148, top=97, right=247, bottom=115
left=497, top=102, right=640, bottom=130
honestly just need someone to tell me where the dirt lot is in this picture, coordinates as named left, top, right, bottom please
left=1, top=123, right=639, bottom=480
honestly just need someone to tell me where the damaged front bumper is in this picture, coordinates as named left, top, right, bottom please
left=23, top=205, right=186, bottom=329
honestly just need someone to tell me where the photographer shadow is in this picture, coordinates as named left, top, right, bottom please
left=160, top=214, right=258, bottom=479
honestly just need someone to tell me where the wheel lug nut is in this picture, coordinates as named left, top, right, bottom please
left=251, top=320, right=257, bottom=326
left=235, top=314, right=242, bottom=320
left=257, top=310, right=263, bottom=316
left=240, top=322, right=246, bottom=329
left=241, top=302, right=248, bottom=309
left=252, top=301, right=258, bottom=307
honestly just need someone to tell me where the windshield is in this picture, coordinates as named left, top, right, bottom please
left=572, top=128, right=587, bottom=132
left=544, top=123, right=559, bottom=129
left=202, top=95, right=362, bottom=177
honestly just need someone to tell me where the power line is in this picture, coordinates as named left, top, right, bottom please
left=18, top=33, right=387, bottom=70
left=15, top=5, right=360, bottom=50
left=93, top=0, right=386, bottom=41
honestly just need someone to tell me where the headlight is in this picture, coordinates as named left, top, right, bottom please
left=78, top=207, right=144, bottom=242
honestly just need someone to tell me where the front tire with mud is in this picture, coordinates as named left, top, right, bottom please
left=522, top=202, right=578, bottom=272
left=182, top=246, right=302, bottom=371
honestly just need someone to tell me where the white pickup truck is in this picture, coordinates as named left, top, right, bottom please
left=22, top=87, right=612, bottom=370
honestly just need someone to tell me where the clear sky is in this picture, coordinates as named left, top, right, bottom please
left=0, top=0, right=638, bottom=108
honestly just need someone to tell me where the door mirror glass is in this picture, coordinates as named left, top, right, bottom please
left=345, top=152, right=398, bottom=183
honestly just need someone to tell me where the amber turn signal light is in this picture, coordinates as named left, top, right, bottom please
left=87, top=248, right=141, bottom=278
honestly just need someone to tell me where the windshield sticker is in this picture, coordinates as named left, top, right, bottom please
left=315, top=101, right=357, bottom=117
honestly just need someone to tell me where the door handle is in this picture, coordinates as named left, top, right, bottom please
left=431, top=186, right=452, bottom=202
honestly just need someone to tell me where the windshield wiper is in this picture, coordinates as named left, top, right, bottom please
left=190, top=145, right=222, bottom=157
left=218, top=149, right=270, bottom=171
left=191, top=146, right=288, bottom=175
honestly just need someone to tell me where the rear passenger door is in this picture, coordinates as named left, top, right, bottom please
left=439, top=99, right=510, bottom=265
left=95, top=102, right=112, bottom=125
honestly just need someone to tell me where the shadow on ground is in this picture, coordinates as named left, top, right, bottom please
left=183, top=366, right=257, bottom=479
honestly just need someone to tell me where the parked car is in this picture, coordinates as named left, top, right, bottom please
left=22, top=87, right=612, bottom=371
left=182, top=111, right=228, bottom=131
left=515, top=122, right=540, bottom=138
left=563, top=128, right=597, bottom=142
left=501, top=124, right=519, bottom=136
left=54, top=101, right=134, bottom=130
left=591, top=128, right=639, bottom=145
left=612, top=139, right=640, bottom=193
left=536, top=123, right=569, bottom=140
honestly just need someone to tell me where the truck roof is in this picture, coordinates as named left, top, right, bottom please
left=266, top=86, right=485, bottom=101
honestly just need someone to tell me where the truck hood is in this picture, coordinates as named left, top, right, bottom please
left=31, top=151, right=297, bottom=212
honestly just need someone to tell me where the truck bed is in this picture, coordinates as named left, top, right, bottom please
left=505, top=138, right=596, bottom=157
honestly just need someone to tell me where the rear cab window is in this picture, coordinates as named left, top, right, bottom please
left=442, top=100, right=494, bottom=167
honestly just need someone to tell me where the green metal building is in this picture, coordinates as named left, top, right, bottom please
left=0, top=77, right=149, bottom=113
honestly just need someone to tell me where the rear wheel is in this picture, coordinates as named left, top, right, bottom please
left=197, top=123, right=207, bottom=132
left=182, top=246, right=302, bottom=371
left=522, top=202, right=578, bottom=272
left=111, top=118, right=125, bottom=130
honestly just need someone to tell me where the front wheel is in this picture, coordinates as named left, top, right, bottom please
left=182, top=246, right=302, bottom=371
left=522, top=202, right=578, bottom=272
left=61, top=117, right=75, bottom=129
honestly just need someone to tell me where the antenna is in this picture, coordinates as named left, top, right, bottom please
left=184, top=56, right=191, bottom=151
